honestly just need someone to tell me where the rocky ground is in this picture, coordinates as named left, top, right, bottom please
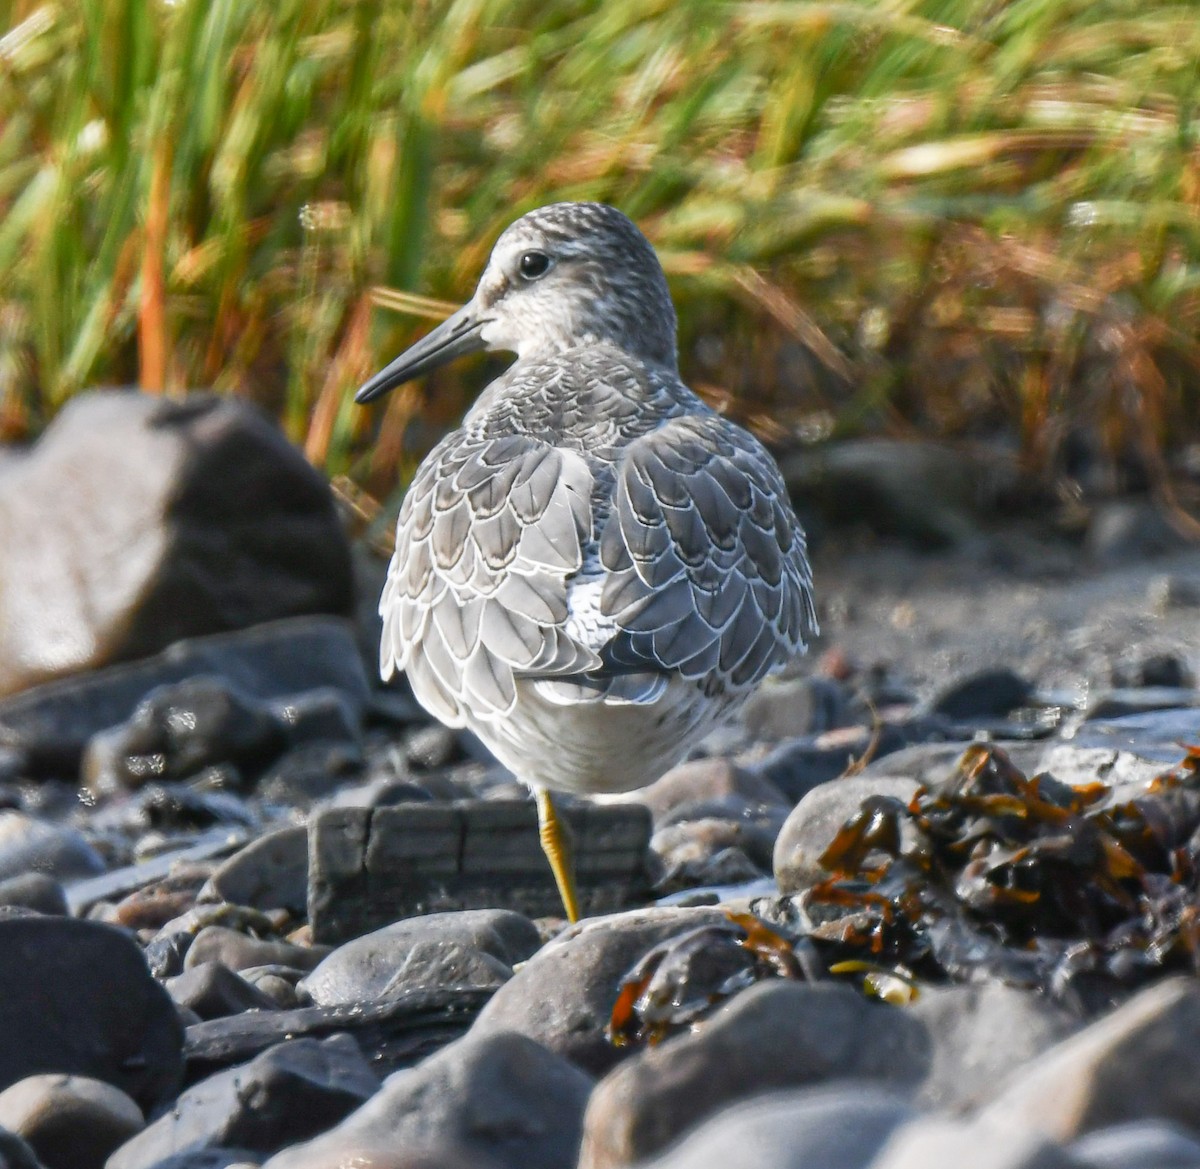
left=3, top=391, right=1200, bottom=1168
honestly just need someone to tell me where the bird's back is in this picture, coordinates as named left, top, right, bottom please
left=380, top=343, right=816, bottom=791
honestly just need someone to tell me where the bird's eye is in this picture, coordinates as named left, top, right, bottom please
left=518, top=251, right=552, bottom=280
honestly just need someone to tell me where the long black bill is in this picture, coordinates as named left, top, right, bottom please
left=355, top=304, right=488, bottom=404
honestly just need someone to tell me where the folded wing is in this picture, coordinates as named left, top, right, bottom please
left=599, top=414, right=818, bottom=692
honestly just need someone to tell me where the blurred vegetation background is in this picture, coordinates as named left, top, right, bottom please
left=1, top=0, right=1198, bottom=506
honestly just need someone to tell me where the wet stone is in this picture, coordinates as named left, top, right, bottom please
left=269, top=687, right=362, bottom=749
left=872, top=1116, right=1078, bottom=1169
left=183, top=926, right=330, bottom=974
left=308, top=800, right=652, bottom=944
left=910, top=983, right=1082, bottom=1112
left=182, top=986, right=493, bottom=1083
left=107, top=1035, right=378, bottom=1169
left=635, top=1083, right=915, bottom=1169
left=0, top=812, right=104, bottom=883
left=0, top=1074, right=143, bottom=1169
left=0, top=616, right=369, bottom=779
left=259, top=1032, right=593, bottom=1169
left=166, top=963, right=279, bottom=1021
left=0, top=391, right=354, bottom=700
left=579, top=980, right=930, bottom=1169
left=1083, top=687, right=1200, bottom=721
left=773, top=775, right=920, bottom=896
left=1111, top=652, right=1194, bottom=690
left=0, top=874, right=67, bottom=917
left=651, top=819, right=768, bottom=891
left=239, top=965, right=308, bottom=1010
left=928, top=667, right=1034, bottom=721
left=632, top=757, right=790, bottom=824
left=83, top=676, right=286, bottom=796
left=0, top=918, right=183, bottom=1113
left=469, top=906, right=728, bottom=1076
left=0, top=1131, right=46, bottom=1169
left=302, top=910, right=539, bottom=1008
left=978, top=978, right=1200, bottom=1142
left=256, top=742, right=365, bottom=808
left=740, top=675, right=855, bottom=741
left=1067, top=1121, right=1200, bottom=1169
left=203, top=826, right=309, bottom=916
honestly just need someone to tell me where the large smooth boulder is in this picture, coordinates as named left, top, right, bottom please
left=106, top=1035, right=378, bottom=1169
left=0, top=390, right=353, bottom=698
left=0, top=918, right=183, bottom=1113
left=579, top=981, right=930, bottom=1169
left=261, top=1032, right=593, bottom=1169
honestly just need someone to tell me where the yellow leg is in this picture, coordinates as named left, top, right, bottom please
left=535, top=788, right=580, bottom=923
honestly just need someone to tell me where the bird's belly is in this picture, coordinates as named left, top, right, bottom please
left=469, top=677, right=741, bottom=796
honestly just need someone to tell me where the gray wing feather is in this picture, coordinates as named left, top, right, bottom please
left=380, top=431, right=597, bottom=723
left=602, top=414, right=817, bottom=692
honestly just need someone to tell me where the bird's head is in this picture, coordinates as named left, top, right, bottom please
left=355, top=202, right=677, bottom=404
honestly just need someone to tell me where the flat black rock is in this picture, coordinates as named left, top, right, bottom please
left=183, top=985, right=494, bottom=1083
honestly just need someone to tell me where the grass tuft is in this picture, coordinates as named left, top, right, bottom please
left=0, top=0, right=1197, bottom=497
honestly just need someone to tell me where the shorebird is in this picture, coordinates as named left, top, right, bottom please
left=356, top=202, right=817, bottom=921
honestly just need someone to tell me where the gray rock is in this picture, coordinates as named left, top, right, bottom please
left=1084, top=687, right=1200, bottom=721
left=203, top=827, right=308, bottom=916
left=83, top=677, right=286, bottom=796
left=166, top=963, right=279, bottom=1021
left=870, top=1117, right=1078, bottom=1169
left=580, top=980, right=929, bottom=1168
left=0, top=1074, right=142, bottom=1169
left=0, top=873, right=67, bottom=916
left=360, top=940, right=514, bottom=1000
left=741, top=676, right=853, bottom=741
left=132, top=1153, right=259, bottom=1169
left=0, top=918, right=183, bottom=1112
left=238, top=965, right=307, bottom=1010
left=1035, top=744, right=1164, bottom=790
left=302, top=910, right=540, bottom=1008
left=469, top=906, right=729, bottom=1076
left=107, top=1035, right=378, bottom=1169
left=0, top=1131, right=45, bottom=1169
left=929, top=667, right=1034, bottom=721
left=978, top=978, right=1200, bottom=1141
left=184, top=926, right=329, bottom=974
left=66, top=833, right=249, bottom=919
left=632, top=758, right=790, bottom=824
left=0, top=813, right=104, bottom=883
left=0, top=617, right=370, bottom=778
left=636, top=1084, right=916, bottom=1169
left=779, top=438, right=1018, bottom=548
left=1148, top=574, right=1200, bottom=613
left=0, top=390, right=353, bottom=699
left=911, top=982, right=1081, bottom=1111
left=182, top=986, right=492, bottom=1083
left=1068, top=708, right=1200, bottom=764
left=259, top=1032, right=592, bottom=1169
left=652, top=817, right=771, bottom=889
left=268, top=687, right=362, bottom=749
left=1086, top=499, right=1186, bottom=565
left=858, top=739, right=1047, bottom=784
left=256, top=742, right=365, bottom=808
left=1111, top=652, right=1194, bottom=690
left=774, top=775, right=920, bottom=895
left=1069, top=1121, right=1200, bottom=1168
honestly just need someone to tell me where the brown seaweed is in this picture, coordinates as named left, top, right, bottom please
left=610, top=743, right=1200, bottom=1046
